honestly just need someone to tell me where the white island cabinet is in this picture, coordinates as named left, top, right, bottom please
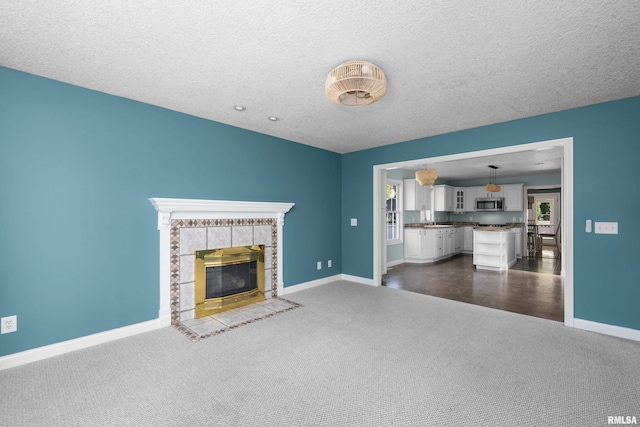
left=473, top=229, right=517, bottom=271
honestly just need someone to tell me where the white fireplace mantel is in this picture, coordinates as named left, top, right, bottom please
left=150, top=198, right=294, bottom=326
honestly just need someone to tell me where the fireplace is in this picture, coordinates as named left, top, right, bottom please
left=194, top=245, right=265, bottom=315
left=149, top=198, right=294, bottom=326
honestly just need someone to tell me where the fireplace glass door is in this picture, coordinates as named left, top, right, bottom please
left=194, top=245, right=265, bottom=315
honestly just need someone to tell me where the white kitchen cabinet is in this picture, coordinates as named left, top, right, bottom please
left=405, top=227, right=457, bottom=263
left=473, top=229, right=516, bottom=271
left=434, top=185, right=454, bottom=211
left=464, top=187, right=477, bottom=211
left=502, top=183, right=524, bottom=211
left=454, top=227, right=463, bottom=254
left=454, top=188, right=476, bottom=213
left=403, top=179, right=432, bottom=211
left=444, top=229, right=454, bottom=256
left=463, top=226, right=474, bottom=253
left=475, top=185, right=503, bottom=199
left=435, top=230, right=444, bottom=259
left=405, top=228, right=438, bottom=262
left=453, top=188, right=465, bottom=212
left=404, top=228, right=423, bottom=259
left=429, top=184, right=523, bottom=212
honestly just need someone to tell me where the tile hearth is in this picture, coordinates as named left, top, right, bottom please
left=175, top=297, right=301, bottom=341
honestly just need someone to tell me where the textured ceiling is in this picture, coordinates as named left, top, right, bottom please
left=2, top=1, right=640, bottom=154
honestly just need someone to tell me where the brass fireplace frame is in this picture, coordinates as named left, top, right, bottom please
left=194, top=245, right=265, bottom=317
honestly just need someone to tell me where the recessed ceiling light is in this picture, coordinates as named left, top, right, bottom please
left=268, top=116, right=278, bottom=122
left=234, top=106, right=246, bottom=111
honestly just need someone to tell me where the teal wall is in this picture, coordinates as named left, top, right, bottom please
left=2, top=65, right=639, bottom=357
left=0, top=67, right=342, bottom=356
left=342, top=96, right=640, bottom=331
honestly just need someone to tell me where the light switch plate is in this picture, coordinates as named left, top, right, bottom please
left=350, top=218, right=357, bottom=226
left=594, top=222, right=618, bottom=234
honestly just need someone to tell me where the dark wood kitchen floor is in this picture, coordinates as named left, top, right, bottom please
left=382, top=247, right=563, bottom=322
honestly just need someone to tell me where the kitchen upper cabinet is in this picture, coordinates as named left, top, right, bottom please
left=420, top=183, right=523, bottom=212
left=433, top=185, right=454, bottom=211
left=502, top=184, right=524, bottom=211
left=453, top=188, right=465, bottom=212
left=403, top=179, right=432, bottom=211
left=463, top=187, right=477, bottom=211
left=476, top=185, right=504, bottom=199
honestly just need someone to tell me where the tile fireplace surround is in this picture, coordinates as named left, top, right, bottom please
left=149, top=198, right=295, bottom=334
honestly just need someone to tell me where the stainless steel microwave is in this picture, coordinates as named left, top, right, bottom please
left=476, top=198, right=504, bottom=211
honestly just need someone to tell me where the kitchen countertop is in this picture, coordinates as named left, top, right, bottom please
left=474, top=224, right=525, bottom=231
left=404, top=222, right=478, bottom=229
left=405, top=222, right=525, bottom=231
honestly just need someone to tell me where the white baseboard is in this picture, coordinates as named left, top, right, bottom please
left=282, top=274, right=377, bottom=295
left=387, top=259, right=405, bottom=268
left=0, top=318, right=166, bottom=371
left=573, top=318, right=640, bottom=342
left=158, top=311, right=171, bottom=327
left=281, top=274, right=343, bottom=295
left=340, top=274, right=376, bottom=287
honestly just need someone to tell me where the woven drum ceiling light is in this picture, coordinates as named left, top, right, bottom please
left=415, top=168, right=437, bottom=186
left=325, top=61, right=387, bottom=106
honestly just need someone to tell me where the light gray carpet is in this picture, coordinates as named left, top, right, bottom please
left=1, top=281, right=638, bottom=426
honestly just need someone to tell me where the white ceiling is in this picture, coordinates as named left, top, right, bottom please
left=2, top=1, right=640, bottom=158
left=400, top=146, right=563, bottom=181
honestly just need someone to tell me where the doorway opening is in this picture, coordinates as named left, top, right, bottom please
left=372, top=137, right=574, bottom=326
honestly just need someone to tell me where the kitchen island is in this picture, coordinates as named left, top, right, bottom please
left=473, top=227, right=517, bottom=271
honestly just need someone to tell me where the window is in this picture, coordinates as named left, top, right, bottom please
left=536, top=199, right=553, bottom=225
left=528, top=193, right=561, bottom=232
left=386, top=180, right=402, bottom=244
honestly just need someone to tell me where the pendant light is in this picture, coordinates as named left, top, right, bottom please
left=415, top=168, right=437, bottom=186
left=485, top=165, right=501, bottom=192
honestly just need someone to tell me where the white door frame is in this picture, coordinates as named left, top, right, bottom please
left=372, top=137, right=574, bottom=327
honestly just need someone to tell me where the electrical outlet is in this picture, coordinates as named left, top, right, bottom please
left=317, top=261, right=322, bottom=270
left=1, top=315, right=17, bottom=334
left=328, top=260, right=332, bottom=268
